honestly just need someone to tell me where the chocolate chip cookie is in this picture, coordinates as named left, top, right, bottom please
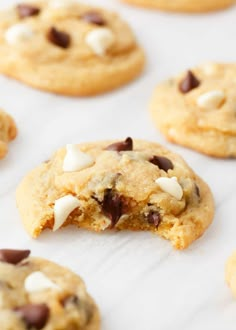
left=0, top=1, right=145, bottom=96
left=122, top=0, right=234, bottom=12
left=150, top=63, right=236, bottom=158
left=0, top=249, right=100, bottom=330
left=16, top=138, right=214, bottom=249
left=0, top=109, right=17, bottom=159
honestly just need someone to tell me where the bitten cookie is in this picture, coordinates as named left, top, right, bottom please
left=150, top=63, right=236, bottom=158
left=0, top=109, right=17, bottom=159
left=0, top=1, right=145, bottom=96
left=122, top=0, right=234, bottom=12
left=0, top=248, right=100, bottom=330
left=16, top=138, right=214, bottom=249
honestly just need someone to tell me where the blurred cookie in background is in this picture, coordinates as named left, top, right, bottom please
left=0, top=1, right=145, bottom=96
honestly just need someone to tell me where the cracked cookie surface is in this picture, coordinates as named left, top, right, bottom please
left=0, top=109, right=17, bottom=159
left=16, top=138, right=214, bottom=249
left=122, top=0, right=234, bottom=12
left=150, top=63, right=236, bottom=158
left=0, top=249, right=100, bottom=330
left=0, top=1, right=145, bottom=96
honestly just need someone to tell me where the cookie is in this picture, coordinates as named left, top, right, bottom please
left=0, top=248, right=100, bottom=330
left=150, top=63, right=236, bottom=158
left=0, top=109, right=17, bottom=159
left=0, top=1, right=145, bottom=96
left=225, top=251, right=236, bottom=297
left=16, top=138, right=214, bottom=249
left=122, top=0, right=234, bottom=12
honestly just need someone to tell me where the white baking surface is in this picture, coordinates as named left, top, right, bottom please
left=1, top=1, right=236, bottom=329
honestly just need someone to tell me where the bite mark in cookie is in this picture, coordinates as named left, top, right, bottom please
left=16, top=139, right=214, bottom=249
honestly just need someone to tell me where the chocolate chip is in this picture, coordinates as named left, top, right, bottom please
left=0, top=281, right=13, bottom=289
left=149, top=156, right=173, bottom=172
left=0, top=249, right=30, bottom=265
left=195, top=184, right=200, bottom=198
left=81, top=11, right=106, bottom=26
left=179, top=70, right=200, bottom=94
left=147, top=211, right=161, bottom=228
left=105, top=137, right=133, bottom=152
left=102, top=190, right=125, bottom=227
left=47, top=27, right=70, bottom=49
left=17, top=4, right=40, bottom=18
left=61, top=295, right=79, bottom=307
left=16, top=304, right=49, bottom=330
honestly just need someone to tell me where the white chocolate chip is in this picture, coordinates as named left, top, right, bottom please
left=168, top=128, right=177, bottom=138
left=49, top=0, right=79, bottom=9
left=5, top=24, right=34, bottom=45
left=155, top=177, right=183, bottom=200
left=63, top=144, right=94, bottom=172
left=197, top=90, right=225, bottom=110
left=86, top=28, right=115, bottom=56
left=24, top=271, right=59, bottom=293
left=202, top=63, right=219, bottom=76
left=53, top=195, right=80, bottom=231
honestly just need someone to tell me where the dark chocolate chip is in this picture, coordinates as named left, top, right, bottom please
left=81, top=11, right=106, bottom=26
left=15, top=304, right=49, bottom=330
left=0, top=249, right=30, bottom=265
left=102, top=190, right=125, bottom=227
left=47, top=27, right=70, bottom=49
left=179, top=70, right=200, bottom=94
left=17, top=4, right=40, bottom=18
left=149, top=156, right=173, bottom=172
left=105, top=137, right=133, bottom=152
left=61, top=294, right=79, bottom=307
left=195, top=184, right=200, bottom=198
left=147, top=211, right=161, bottom=228
left=0, top=280, right=13, bottom=289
